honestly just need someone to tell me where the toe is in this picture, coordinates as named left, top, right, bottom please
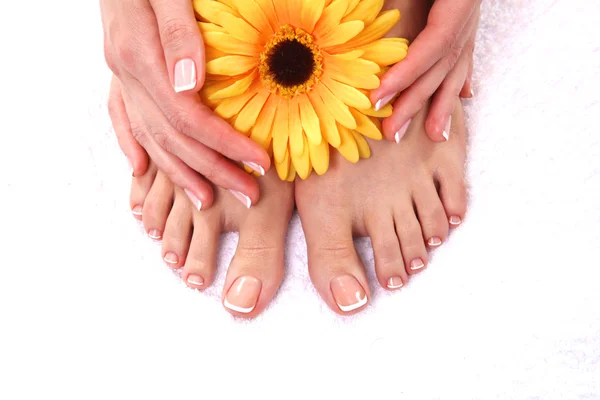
left=437, top=171, right=467, bottom=228
left=300, top=209, right=369, bottom=315
left=366, top=210, right=408, bottom=290
left=161, top=188, right=193, bottom=268
left=393, top=206, right=429, bottom=276
left=141, top=171, right=174, bottom=241
left=129, top=163, right=157, bottom=221
left=181, top=209, right=220, bottom=289
left=413, top=180, right=450, bottom=248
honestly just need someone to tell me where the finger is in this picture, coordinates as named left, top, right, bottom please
left=121, top=73, right=262, bottom=206
left=371, top=0, right=477, bottom=107
left=149, top=0, right=205, bottom=93
left=120, top=83, right=215, bottom=210
left=425, top=35, right=473, bottom=141
left=459, top=11, right=479, bottom=98
left=108, top=75, right=149, bottom=177
left=115, top=1, right=270, bottom=171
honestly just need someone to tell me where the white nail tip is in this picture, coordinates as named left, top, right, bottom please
left=394, top=131, right=401, bottom=144
left=187, top=278, right=204, bottom=286
left=387, top=283, right=403, bottom=289
left=375, top=92, right=397, bottom=111
left=443, top=116, right=452, bottom=141
left=148, top=233, right=162, bottom=240
left=410, top=263, right=425, bottom=271
left=243, top=161, right=265, bottom=176
left=428, top=239, right=442, bottom=247
left=174, top=59, right=197, bottom=93
left=449, top=217, right=462, bottom=225
left=163, top=258, right=178, bottom=264
left=442, top=131, right=449, bottom=141
left=223, top=299, right=255, bottom=314
left=337, top=294, right=368, bottom=312
left=184, top=189, right=203, bottom=211
left=131, top=210, right=142, bottom=216
left=229, top=190, right=252, bottom=209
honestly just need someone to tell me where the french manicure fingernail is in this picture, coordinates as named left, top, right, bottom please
left=470, top=88, right=475, bottom=97
left=184, top=189, right=203, bottom=211
left=387, top=276, right=404, bottom=290
left=375, top=92, right=397, bottom=111
left=243, top=161, right=265, bottom=176
left=449, top=215, right=462, bottom=226
left=229, top=190, right=252, bottom=208
left=410, top=258, right=425, bottom=271
left=224, top=276, right=262, bottom=313
left=428, top=237, right=442, bottom=247
left=442, top=115, right=452, bottom=141
left=330, top=274, right=368, bottom=313
left=163, top=252, right=179, bottom=265
left=174, top=58, right=197, bottom=93
left=394, top=119, right=411, bottom=143
left=127, top=158, right=134, bottom=176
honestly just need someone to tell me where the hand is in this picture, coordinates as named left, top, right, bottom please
left=101, top=0, right=271, bottom=209
left=371, top=0, right=480, bottom=143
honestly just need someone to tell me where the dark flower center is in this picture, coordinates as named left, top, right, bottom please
left=267, top=39, right=315, bottom=87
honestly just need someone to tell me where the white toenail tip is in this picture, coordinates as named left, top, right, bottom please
left=223, top=299, right=255, bottom=314
left=387, top=283, right=403, bottom=289
left=449, top=218, right=462, bottom=226
left=187, top=279, right=204, bottom=286
left=337, top=295, right=368, bottom=313
left=164, top=258, right=178, bottom=264
left=411, top=263, right=425, bottom=271
left=149, top=234, right=161, bottom=240
left=132, top=210, right=142, bottom=216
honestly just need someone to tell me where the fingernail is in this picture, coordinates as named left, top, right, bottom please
left=410, top=258, right=425, bottom=271
left=224, top=276, right=262, bottom=313
left=184, top=189, right=203, bottom=211
left=187, top=274, right=204, bottom=287
left=375, top=92, right=398, bottom=111
left=427, top=237, right=442, bottom=247
left=174, top=58, right=197, bottom=93
left=163, top=252, right=179, bottom=265
left=148, top=229, right=162, bottom=241
left=394, top=119, right=411, bottom=143
left=229, top=190, right=252, bottom=208
left=330, top=274, right=368, bottom=313
left=449, top=215, right=462, bottom=226
left=131, top=205, right=143, bottom=217
left=127, top=158, right=134, bottom=176
left=243, top=161, right=265, bottom=176
left=470, top=88, right=475, bottom=97
left=442, top=115, right=452, bottom=141
left=387, top=276, right=404, bottom=290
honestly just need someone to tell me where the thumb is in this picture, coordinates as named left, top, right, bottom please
left=150, top=0, right=206, bottom=93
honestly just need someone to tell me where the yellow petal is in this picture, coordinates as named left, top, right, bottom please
left=300, top=0, right=325, bottom=32
left=286, top=161, right=297, bottom=181
left=215, top=12, right=263, bottom=45
left=198, top=22, right=226, bottom=34
left=276, top=150, right=290, bottom=180
left=255, top=0, right=279, bottom=32
left=298, top=95, right=322, bottom=145
left=350, top=109, right=383, bottom=140
left=344, top=0, right=361, bottom=15
left=291, top=134, right=311, bottom=179
left=204, top=46, right=228, bottom=62
left=329, top=9, right=400, bottom=52
left=273, top=0, right=290, bottom=25
left=214, top=85, right=259, bottom=119
left=352, top=130, right=371, bottom=159
left=232, top=0, right=273, bottom=36
left=359, top=38, right=408, bottom=66
left=287, top=0, right=303, bottom=28
left=321, top=76, right=372, bottom=110
left=324, top=53, right=380, bottom=76
left=314, top=84, right=356, bottom=130
left=234, top=89, right=270, bottom=134
left=308, top=135, right=330, bottom=175
left=326, top=49, right=364, bottom=60
left=327, top=68, right=379, bottom=90
left=358, top=104, right=393, bottom=118
left=202, top=32, right=262, bottom=56
left=288, top=98, right=304, bottom=156
left=206, top=55, right=258, bottom=76
left=272, top=100, right=289, bottom=163
left=208, top=71, right=257, bottom=100
left=307, top=90, right=341, bottom=147
left=319, top=20, right=364, bottom=48
left=313, top=0, right=348, bottom=39
left=341, top=0, right=384, bottom=25
left=193, top=0, right=239, bottom=22
left=250, top=95, right=278, bottom=149
left=337, top=123, right=359, bottom=163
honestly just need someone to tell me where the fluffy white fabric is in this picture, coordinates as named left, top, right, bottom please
left=1, top=0, right=599, bottom=398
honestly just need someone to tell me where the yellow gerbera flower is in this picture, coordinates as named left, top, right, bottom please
left=194, top=0, right=408, bottom=180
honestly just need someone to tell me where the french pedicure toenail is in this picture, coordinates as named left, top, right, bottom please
left=163, top=252, right=179, bottom=265
left=330, top=274, right=368, bottom=313
left=187, top=274, right=204, bottom=288
left=375, top=92, right=397, bottom=111
left=427, top=237, right=442, bottom=247
left=224, top=276, right=262, bottom=313
left=131, top=205, right=143, bottom=217
left=174, top=58, right=197, bottom=93
left=387, top=277, right=404, bottom=290
left=148, top=229, right=162, bottom=241
left=394, top=119, right=412, bottom=143
left=184, top=189, right=203, bottom=211
left=442, top=115, right=452, bottom=141
left=410, top=258, right=426, bottom=271
left=449, top=216, right=462, bottom=226
left=242, top=161, right=265, bottom=176
left=229, top=190, right=252, bottom=208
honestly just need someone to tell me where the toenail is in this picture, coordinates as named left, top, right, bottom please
left=228, top=190, right=252, bottom=208
left=224, top=276, right=262, bottom=313
left=387, top=277, right=404, bottom=290
left=131, top=205, right=143, bottom=217
left=187, top=274, right=204, bottom=287
left=148, top=229, right=162, bottom=241
left=410, top=258, right=425, bottom=271
left=242, top=161, right=265, bottom=176
left=163, top=252, right=179, bottom=265
left=449, top=216, right=462, bottom=226
left=330, top=274, right=368, bottom=313
left=427, top=237, right=442, bottom=247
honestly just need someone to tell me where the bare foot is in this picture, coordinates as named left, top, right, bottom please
left=295, top=100, right=467, bottom=315
left=129, top=166, right=294, bottom=318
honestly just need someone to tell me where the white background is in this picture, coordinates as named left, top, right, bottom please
left=1, top=0, right=599, bottom=398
